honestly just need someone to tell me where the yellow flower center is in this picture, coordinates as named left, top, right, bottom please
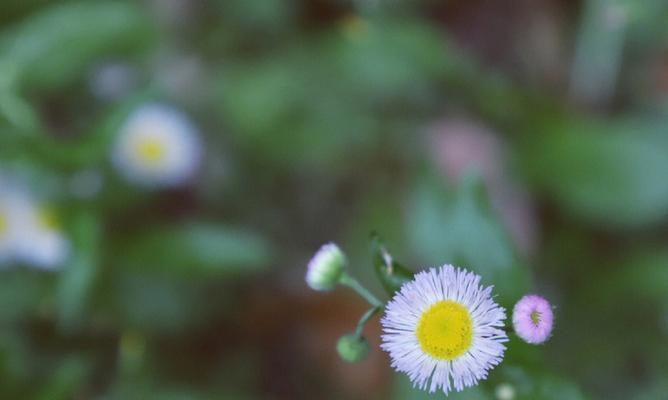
left=38, top=207, right=59, bottom=230
left=135, top=137, right=166, bottom=166
left=530, top=310, right=541, bottom=326
left=0, top=211, right=7, bottom=236
left=416, top=300, right=474, bottom=360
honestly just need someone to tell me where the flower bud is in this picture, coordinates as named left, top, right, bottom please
left=512, top=294, right=554, bottom=344
left=495, top=383, right=516, bottom=400
left=305, top=243, right=346, bottom=291
left=336, top=334, right=370, bottom=363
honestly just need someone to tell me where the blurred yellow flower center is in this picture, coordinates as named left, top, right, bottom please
left=135, top=137, right=166, bottom=166
left=530, top=310, right=541, bottom=326
left=416, top=300, right=473, bottom=360
left=0, top=212, right=7, bottom=236
left=38, top=208, right=59, bottom=230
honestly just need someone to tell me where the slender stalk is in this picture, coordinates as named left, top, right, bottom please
left=354, top=306, right=382, bottom=337
left=339, top=273, right=383, bottom=308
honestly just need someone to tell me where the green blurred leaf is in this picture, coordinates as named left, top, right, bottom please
left=593, top=249, right=668, bottom=307
left=499, top=365, right=590, bottom=400
left=0, top=330, right=31, bottom=389
left=522, top=118, right=668, bottom=228
left=110, top=274, right=226, bottom=334
left=117, top=223, right=272, bottom=277
left=217, top=0, right=295, bottom=35
left=392, top=374, right=489, bottom=400
left=218, top=19, right=448, bottom=169
left=570, top=0, right=628, bottom=105
left=36, top=356, right=90, bottom=400
left=0, top=270, right=48, bottom=322
left=334, top=19, right=449, bottom=102
left=57, top=210, right=101, bottom=331
left=406, top=169, right=530, bottom=303
left=370, top=232, right=413, bottom=296
left=634, top=378, right=668, bottom=400
left=0, top=92, right=40, bottom=133
left=0, top=1, right=153, bottom=91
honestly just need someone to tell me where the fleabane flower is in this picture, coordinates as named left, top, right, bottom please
left=112, top=103, right=202, bottom=188
left=305, top=243, right=346, bottom=291
left=17, top=203, right=69, bottom=270
left=381, top=265, right=507, bottom=395
left=512, top=294, right=554, bottom=344
left=0, top=179, right=69, bottom=270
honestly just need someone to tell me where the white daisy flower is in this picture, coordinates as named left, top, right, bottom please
left=381, top=264, right=508, bottom=395
left=0, top=178, right=69, bottom=270
left=112, top=103, right=202, bottom=188
left=17, top=203, right=69, bottom=270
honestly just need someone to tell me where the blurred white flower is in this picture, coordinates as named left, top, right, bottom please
left=112, top=103, right=203, bottom=188
left=17, top=203, right=70, bottom=270
left=495, top=383, right=516, bottom=400
left=0, top=183, right=68, bottom=270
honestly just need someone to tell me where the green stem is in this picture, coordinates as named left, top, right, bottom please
left=339, top=273, right=383, bottom=308
left=354, top=306, right=382, bottom=337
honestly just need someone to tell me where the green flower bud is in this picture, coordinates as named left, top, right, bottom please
left=305, top=243, right=346, bottom=291
left=336, top=334, right=370, bottom=363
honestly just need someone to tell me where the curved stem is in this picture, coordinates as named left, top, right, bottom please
left=354, top=306, right=382, bottom=337
left=339, top=273, right=383, bottom=308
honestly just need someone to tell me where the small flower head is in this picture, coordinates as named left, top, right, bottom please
left=0, top=182, right=69, bottom=270
left=305, top=243, right=346, bottom=291
left=381, top=265, right=507, bottom=395
left=17, top=203, right=69, bottom=270
left=512, top=294, right=554, bottom=344
left=112, top=103, right=202, bottom=188
left=336, top=334, right=370, bottom=363
left=495, top=383, right=516, bottom=400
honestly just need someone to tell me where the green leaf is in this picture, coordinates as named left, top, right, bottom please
left=370, top=232, right=413, bottom=296
left=498, top=365, right=590, bottom=400
left=334, top=19, right=449, bottom=103
left=522, top=118, right=668, bottom=228
left=57, top=211, right=101, bottom=331
left=0, top=92, right=40, bottom=133
left=0, top=270, right=48, bottom=323
left=116, top=223, right=272, bottom=277
left=111, top=275, right=214, bottom=334
left=392, top=374, right=489, bottom=400
left=0, top=1, right=153, bottom=91
left=406, top=169, right=530, bottom=303
left=217, top=20, right=449, bottom=170
left=36, top=357, right=90, bottom=400
left=592, top=249, right=668, bottom=307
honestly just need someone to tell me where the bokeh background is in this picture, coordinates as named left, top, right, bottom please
left=1, top=0, right=668, bottom=399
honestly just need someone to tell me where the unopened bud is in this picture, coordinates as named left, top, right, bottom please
left=336, top=334, right=370, bottom=363
left=305, top=243, right=346, bottom=291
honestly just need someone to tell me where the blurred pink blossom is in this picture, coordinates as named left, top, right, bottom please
left=429, top=118, right=539, bottom=256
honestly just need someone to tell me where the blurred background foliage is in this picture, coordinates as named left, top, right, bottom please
left=1, top=0, right=668, bottom=399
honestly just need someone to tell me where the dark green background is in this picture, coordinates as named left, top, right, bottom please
left=1, top=0, right=668, bottom=399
